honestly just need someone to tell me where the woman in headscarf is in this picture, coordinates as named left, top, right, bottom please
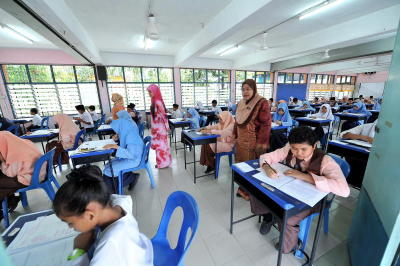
left=102, top=110, right=144, bottom=192
left=146, top=84, right=172, bottom=169
left=185, top=108, right=200, bottom=129
left=46, top=114, right=80, bottom=165
left=309, top=104, right=335, bottom=146
left=0, top=131, right=46, bottom=214
left=195, top=101, right=204, bottom=110
left=111, top=93, right=125, bottom=120
left=199, top=111, right=235, bottom=173
left=342, top=102, right=372, bottom=131
left=269, top=103, right=293, bottom=151
left=127, top=103, right=141, bottom=124
left=295, top=100, right=315, bottom=112
left=235, top=79, right=271, bottom=200
left=373, top=97, right=383, bottom=110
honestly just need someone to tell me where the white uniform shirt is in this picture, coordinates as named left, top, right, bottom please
left=68, top=195, right=153, bottom=266
left=32, top=114, right=42, bottom=126
left=211, top=106, right=222, bottom=115
left=340, top=120, right=378, bottom=138
left=79, top=111, right=94, bottom=129
left=171, top=109, right=184, bottom=119
left=89, top=111, right=100, bottom=122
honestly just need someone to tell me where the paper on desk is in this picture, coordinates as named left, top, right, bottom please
left=253, top=163, right=294, bottom=188
left=234, top=162, right=255, bottom=173
left=170, top=118, right=184, bottom=122
left=97, top=124, right=111, bottom=130
left=27, top=129, right=59, bottom=136
left=342, top=139, right=372, bottom=148
left=271, top=122, right=279, bottom=127
left=7, top=214, right=78, bottom=254
left=77, top=139, right=116, bottom=152
left=279, top=179, right=328, bottom=207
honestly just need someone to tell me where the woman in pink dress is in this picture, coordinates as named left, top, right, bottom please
left=147, top=84, right=172, bottom=168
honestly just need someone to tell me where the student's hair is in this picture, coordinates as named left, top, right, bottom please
left=288, top=127, right=318, bottom=146
left=329, top=97, right=336, bottom=101
left=127, top=103, right=136, bottom=109
left=75, top=104, right=85, bottom=111
left=88, top=105, right=95, bottom=111
left=53, top=165, right=110, bottom=216
left=293, top=98, right=298, bottom=102
left=369, top=96, right=374, bottom=99
left=314, top=97, right=319, bottom=100
left=30, top=108, right=38, bottom=114
left=173, top=104, right=179, bottom=108
left=212, top=100, right=217, bottom=104
left=359, top=95, right=363, bottom=99
left=269, top=98, right=273, bottom=102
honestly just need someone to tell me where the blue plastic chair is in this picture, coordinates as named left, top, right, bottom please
left=215, top=149, right=234, bottom=179
left=2, top=149, right=59, bottom=227
left=57, top=129, right=86, bottom=172
left=31, top=116, right=50, bottom=131
left=6, top=125, right=19, bottom=136
left=151, top=191, right=199, bottom=266
left=116, top=136, right=155, bottom=194
left=99, top=114, right=106, bottom=125
left=295, top=153, right=350, bottom=259
left=138, top=122, right=145, bottom=139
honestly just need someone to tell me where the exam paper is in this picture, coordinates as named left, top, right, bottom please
left=97, top=124, right=111, bottom=130
left=342, top=139, right=372, bottom=148
left=253, top=163, right=294, bottom=188
left=170, top=118, right=184, bottom=122
left=27, top=129, right=59, bottom=136
left=279, top=179, right=328, bottom=207
left=77, top=139, right=116, bottom=152
left=234, top=162, right=255, bottom=173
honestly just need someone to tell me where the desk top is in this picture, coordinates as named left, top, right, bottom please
left=13, top=118, right=30, bottom=123
left=271, top=125, right=289, bottom=131
left=97, top=124, right=113, bottom=131
left=198, top=110, right=216, bottom=115
left=69, top=139, right=116, bottom=158
left=21, top=129, right=59, bottom=139
left=182, top=129, right=220, bottom=140
left=328, top=140, right=370, bottom=154
left=296, top=117, right=332, bottom=124
left=169, top=118, right=191, bottom=125
left=335, top=112, right=367, bottom=118
left=289, top=109, right=314, bottom=113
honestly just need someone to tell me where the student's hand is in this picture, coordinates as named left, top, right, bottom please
left=275, top=120, right=282, bottom=126
left=74, top=230, right=95, bottom=251
left=103, top=144, right=119, bottom=149
left=25, top=131, right=32, bottom=135
left=262, top=164, right=278, bottom=179
left=200, top=129, right=211, bottom=134
left=75, top=117, right=83, bottom=122
left=363, top=136, right=374, bottom=144
left=284, top=169, right=315, bottom=184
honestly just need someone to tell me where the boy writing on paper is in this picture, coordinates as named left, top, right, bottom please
left=252, top=127, right=350, bottom=254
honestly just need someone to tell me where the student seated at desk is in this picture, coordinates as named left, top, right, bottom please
left=184, top=108, right=201, bottom=129
left=169, top=104, right=184, bottom=119
left=373, top=97, right=383, bottom=111
left=295, top=101, right=315, bottom=111
left=102, top=110, right=143, bottom=192
left=205, top=100, right=223, bottom=126
left=270, top=103, right=293, bottom=151
left=341, top=119, right=377, bottom=144
left=75, top=105, right=94, bottom=133
left=252, top=127, right=350, bottom=253
left=88, top=106, right=100, bottom=124
left=126, top=103, right=142, bottom=124
left=309, top=104, right=334, bottom=142
left=289, top=97, right=301, bottom=106
left=342, top=102, right=371, bottom=132
left=0, top=131, right=45, bottom=220
left=199, top=111, right=235, bottom=173
left=26, top=108, right=42, bottom=131
left=46, top=114, right=80, bottom=165
left=312, top=97, right=320, bottom=104
left=269, top=98, right=277, bottom=112
left=110, top=93, right=125, bottom=121
left=53, top=165, right=153, bottom=266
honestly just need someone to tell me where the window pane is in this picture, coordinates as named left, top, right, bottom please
left=180, top=69, right=193, bottom=82
left=346, top=76, right=351, bottom=83
left=181, top=83, right=194, bottom=107
left=53, top=66, right=76, bottom=83
left=107, top=67, right=124, bottom=82
left=194, top=69, right=206, bottom=82
left=207, top=70, right=219, bottom=82
left=336, top=76, right=341, bottom=83
left=8, top=84, right=36, bottom=117
left=29, top=65, right=53, bottom=83
left=79, top=83, right=100, bottom=111
left=300, top=74, right=306, bottom=84
left=286, top=73, right=293, bottom=83
left=278, top=73, right=285, bottom=83
left=76, top=66, right=95, bottom=82
left=221, top=70, right=230, bottom=83
left=142, top=68, right=158, bottom=82
left=124, top=67, right=141, bottom=82
left=33, top=84, right=61, bottom=114
left=159, top=68, right=173, bottom=82
left=256, top=72, right=265, bottom=83
left=235, top=71, right=245, bottom=82
left=2, top=65, right=29, bottom=83
left=126, top=84, right=145, bottom=110
left=293, top=73, right=300, bottom=84
left=195, top=83, right=207, bottom=105
left=265, top=72, right=272, bottom=83
left=246, top=71, right=255, bottom=80
left=107, top=83, right=127, bottom=105
left=351, top=76, right=356, bottom=85
left=310, top=74, right=316, bottom=83
left=57, top=84, right=80, bottom=114
left=159, top=83, right=175, bottom=107
left=322, top=75, right=328, bottom=84
left=316, top=74, right=323, bottom=84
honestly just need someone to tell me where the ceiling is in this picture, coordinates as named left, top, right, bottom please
left=0, top=0, right=399, bottom=74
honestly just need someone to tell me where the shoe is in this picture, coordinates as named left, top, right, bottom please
left=204, top=166, right=214, bottom=173
left=259, top=213, right=274, bottom=235
left=236, top=187, right=250, bottom=201
left=274, top=239, right=302, bottom=254
left=7, top=195, right=21, bottom=213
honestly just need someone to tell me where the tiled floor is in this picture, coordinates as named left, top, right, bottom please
left=1, top=129, right=358, bottom=266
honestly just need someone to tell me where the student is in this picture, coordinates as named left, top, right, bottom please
left=126, top=103, right=141, bottom=124
left=53, top=165, right=153, bottom=266
left=185, top=108, right=200, bottom=129
left=252, top=127, right=350, bottom=253
left=169, top=104, right=184, bottom=119
left=342, top=102, right=372, bottom=131
left=341, top=119, right=377, bottom=144
left=110, top=93, right=125, bottom=120
left=195, top=101, right=204, bottom=110
left=88, top=106, right=100, bottom=123
left=102, top=110, right=143, bottom=192
left=269, top=98, right=277, bottom=112
left=309, top=104, right=334, bottom=145
left=199, top=111, right=235, bottom=173
left=373, top=97, right=383, bottom=110
left=205, top=100, right=222, bottom=126
left=290, top=97, right=301, bottom=106
left=270, top=102, right=293, bottom=151
left=0, top=116, right=14, bottom=131
left=312, top=97, right=320, bottom=104
left=27, top=108, right=42, bottom=131
left=295, top=101, right=315, bottom=111
left=75, top=105, right=94, bottom=132
left=0, top=131, right=46, bottom=219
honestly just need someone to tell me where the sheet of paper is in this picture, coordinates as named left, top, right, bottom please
left=253, top=163, right=294, bottom=188
left=271, top=122, right=279, bottom=127
left=279, top=179, right=328, bottom=207
left=234, top=162, right=255, bottom=173
left=170, top=118, right=184, bottom=122
left=98, top=124, right=111, bottom=130
left=9, top=236, right=75, bottom=266
left=77, top=139, right=116, bottom=151
left=342, top=139, right=372, bottom=148
left=27, top=129, right=59, bottom=136
left=7, top=214, right=78, bottom=253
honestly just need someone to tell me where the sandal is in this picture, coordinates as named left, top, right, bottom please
left=236, top=188, right=250, bottom=201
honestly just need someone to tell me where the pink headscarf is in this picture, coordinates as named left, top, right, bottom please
left=147, top=84, right=167, bottom=118
left=52, top=114, right=80, bottom=150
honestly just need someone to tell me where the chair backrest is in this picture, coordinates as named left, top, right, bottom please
left=72, top=129, right=86, bottom=150
left=153, top=191, right=199, bottom=265
left=141, top=136, right=152, bottom=165
left=138, top=122, right=145, bottom=139
left=6, top=125, right=19, bottom=136
left=328, top=153, right=351, bottom=178
left=40, top=116, right=50, bottom=129
left=30, top=148, right=56, bottom=187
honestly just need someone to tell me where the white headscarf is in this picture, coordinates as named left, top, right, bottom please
left=196, top=101, right=204, bottom=109
left=316, top=104, right=334, bottom=120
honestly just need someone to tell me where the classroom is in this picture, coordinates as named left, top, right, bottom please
left=0, top=0, right=399, bottom=265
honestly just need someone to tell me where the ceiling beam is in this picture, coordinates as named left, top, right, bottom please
left=174, top=0, right=273, bottom=66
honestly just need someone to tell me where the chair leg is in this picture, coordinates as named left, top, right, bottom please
left=228, top=154, right=233, bottom=166
left=43, top=183, right=56, bottom=201
left=323, top=208, right=330, bottom=234
left=20, top=192, right=28, bottom=207
left=146, top=162, right=156, bottom=188
left=215, top=154, right=221, bottom=179
left=51, top=176, right=61, bottom=189
left=2, top=199, right=9, bottom=227
left=118, top=174, right=124, bottom=195
left=295, top=216, right=313, bottom=258
left=58, top=154, right=62, bottom=173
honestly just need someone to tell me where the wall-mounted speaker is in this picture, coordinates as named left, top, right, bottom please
left=96, top=65, right=107, bottom=81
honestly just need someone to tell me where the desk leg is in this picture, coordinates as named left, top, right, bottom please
left=193, top=144, right=196, bottom=184
left=174, top=127, right=177, bottom=154
left=183, top=139, right=187, bottom=170
left=108, top=155, right=118, bottom=194
left=40, top=141, right=45, bottom=153
left=214, top=141, right=218, bottom=179
left=277, top=211, right=288, bottom=266
left=229, top=170, right=234, bottom=234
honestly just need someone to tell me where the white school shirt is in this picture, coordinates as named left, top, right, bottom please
left=89, top=111, right=100, bottom=122
left=340, top=120, right=378, bottom=139
left=171, top=109, right=184, bottom=119
left=68, top=195, right=153, bottom=266
left=79, top=111, right=94, bottom=129
left=32, top=114, right=42, bottom=126
left=211, top=106, right=222, bottom=115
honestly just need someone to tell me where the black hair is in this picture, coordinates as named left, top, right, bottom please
left=369, top=96, right=374, bottom=99
left=88, top=105, right=95, bottom=111
left=53, top=165, right=110, bottom=217
left=30, top=108, right=38, bottom=114
left=173, top=104, right=179, bottom=108
left=127, top=103, right=136, bottom=109
left=314, top=97, right=319, bottom=100
left=329, top=97, right=336, bottom=101
left=212, top=100, right=217, bottom=104
left=269, top=98, right=273, bottom=102
left=75, top=104, right=85, bottom=111
left=288, top=127, right=318, bottom=146
left=293, top=98, right=298, bottom=102
left=359, top=95, right=363, bottom=99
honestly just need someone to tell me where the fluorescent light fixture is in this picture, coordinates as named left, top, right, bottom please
left=143, top=36, right=153, bottom=50
left=299, top=0, right=346, bottom=20
left=0, top=23, right=34, bottom=44
left=219, top=45, right=239, bottom=56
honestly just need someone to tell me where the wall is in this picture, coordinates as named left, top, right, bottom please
left=0, top=48, right=81, bottom=64
left=356, top=71, right=389, bottom=83
left=276, top=84, right=307, bottom=102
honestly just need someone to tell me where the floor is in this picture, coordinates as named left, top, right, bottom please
left=1, top=128, right=358, bottom=266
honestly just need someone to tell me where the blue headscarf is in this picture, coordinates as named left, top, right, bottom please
left=297, top=101, right=315, bottom=111
left=112, top=111, right=142, bottom=148
left=187, top=108, right=200, bottom=129
left=273, top=103, right=293, bottom=124
left=348, top=102, right=371, bottom=116
left=373, top=97, right=383, bottom=110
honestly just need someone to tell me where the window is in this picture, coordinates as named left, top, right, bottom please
left=308, top=74, right=355, bottom=101
left=235, top=70, right=273, bottom=102
left=180, top=68, right=230, bottom=107
left=277, top=73, right=285, bottom=83
left=1, top=64, right=100, bottom=118
left=106, top=66, right=175, bottom=110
